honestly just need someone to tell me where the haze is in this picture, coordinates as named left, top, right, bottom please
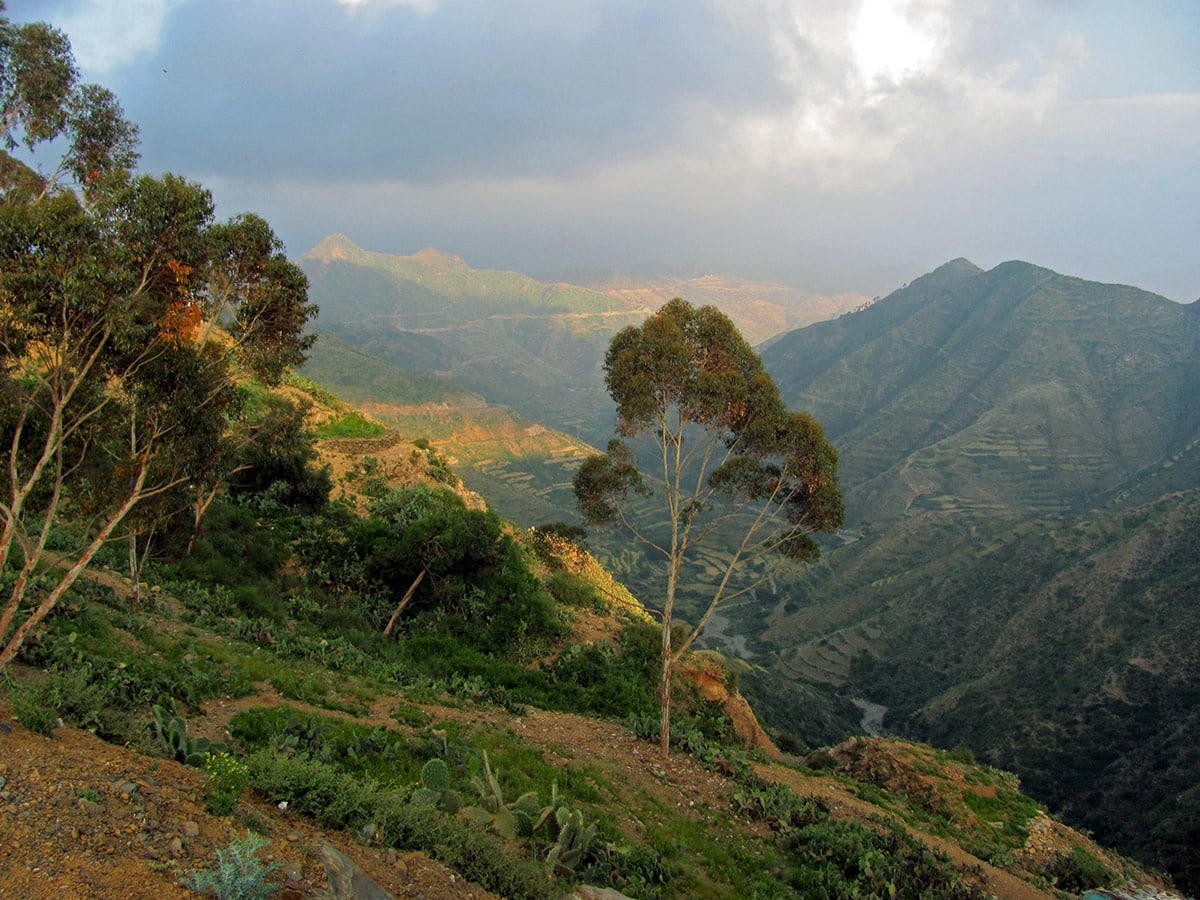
left=13, top=0, right=1200, bottom=299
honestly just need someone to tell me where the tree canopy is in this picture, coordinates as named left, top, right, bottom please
left=0, top=10, right=316, bottom=667
left=575, top=297, right=843, bottom=755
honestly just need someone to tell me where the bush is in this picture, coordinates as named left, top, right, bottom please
left=204, top=751, right=251, bottom=816
left=1039, top=846, right=1116, bottom=893
left=245, top=750, right=556, bottom=899
left=182, top=831, right=279, bottom=900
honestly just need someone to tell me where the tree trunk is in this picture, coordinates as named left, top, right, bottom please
left=658, top=651, right=673, bottom=758
left=128, top=533, right=140, bottom=614
left=383, top=569, right=426, bottom=637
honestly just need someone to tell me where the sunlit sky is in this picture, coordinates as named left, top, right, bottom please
left=12, top=0, right=1200, bottom=299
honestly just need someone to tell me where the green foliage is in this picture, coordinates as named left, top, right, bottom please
left=244, top=750, right=557, bottom=900
left=182, top=831, right=279, bottom=900
left=412, top=758, right=463, bottom=813
left=730, top=772, right=986, bottom=899
left=544, top=805, right=599, bottom=876
left=9, top=678, right=60, bottom=735
left=545, top=570, right=603, bottom=610
left=1036, top=846, right=1116, bottom=893
left=961, top=786, right=1040, bottom=859
left=577, top=297, right=843, bottom=753
left=171, top=499, right=290, bottom=591
left=0, top=7, right=316, bottom=670
left=314, top=408, right=385, bottom=439
left=227, top=395, right=331, bottom=513
left=203, top=751, right=251, bottom=816
left=151, top=704, right=214, bottom=766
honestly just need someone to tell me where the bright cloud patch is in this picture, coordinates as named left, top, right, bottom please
left=334, top=0, right=438, bottom=12
left=57, top=0, right=178, bottom=73
left=851, top=0, right=940, bottom=82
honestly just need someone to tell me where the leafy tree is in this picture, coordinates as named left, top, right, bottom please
left=0, top=10, right=316, bottom=667
left=574, top=298, right=843, bottom=756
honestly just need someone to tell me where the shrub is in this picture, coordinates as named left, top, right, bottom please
left=182, top=831, right=279, bottom=900
left=204, top=751, right=252, bottom=816
left=10, top=679, right=60, bottom=735
left=1039, top=846, right=1116, bottom=893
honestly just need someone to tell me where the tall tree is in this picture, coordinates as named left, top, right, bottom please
left=574, top=298, right=843, bottom=756
left=0, top=10, right=316, bottom=667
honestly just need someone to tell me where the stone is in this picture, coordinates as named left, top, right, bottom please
left=181, top=820, right=199, bottom=837
left=320, top=843, right=396, bottom=900
left=573, top=887, right=638, bottom=900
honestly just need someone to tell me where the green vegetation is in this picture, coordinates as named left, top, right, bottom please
left=576, top=297, right=843, bottom=756
left=0, top=11, right=1178, bottom=898
left=314, top=409, right=386, bottom=439
left=182, top=832, right=279, bottom=900
left=0, top=9, right=316, bottom=667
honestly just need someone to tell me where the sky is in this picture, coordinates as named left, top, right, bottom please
left=10, top=0, right=1200, bottom=300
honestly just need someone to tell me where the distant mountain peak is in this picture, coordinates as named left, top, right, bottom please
left=303, top=234, right=363, bottom=263
left=935, top=257, right=982, bottom=275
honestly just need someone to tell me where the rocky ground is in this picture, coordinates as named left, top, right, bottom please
left=0, top=710, right=498, bottom=899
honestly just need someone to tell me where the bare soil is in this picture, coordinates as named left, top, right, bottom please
left=0, top=708, right=498, bottom=899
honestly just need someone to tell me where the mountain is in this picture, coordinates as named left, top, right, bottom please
left=755, top=259, right=1200, bottom=889
left=764, top=258, right=1199, bottom=523
left=0, top=370, right=1180, bottom=900
left=298, top=235, right=867, bottom=446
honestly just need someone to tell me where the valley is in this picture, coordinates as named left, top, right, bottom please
left=298, top=243, right=1200, bottom=893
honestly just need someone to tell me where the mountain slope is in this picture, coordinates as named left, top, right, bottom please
left=298, top=235, right=865, bottom=444
left=765, top=258, right=1200, bottom=523
left=755, top=259, right=1200, bottom=890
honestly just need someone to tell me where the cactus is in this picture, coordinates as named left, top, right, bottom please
left=412, top=758, right=463, bottom=813
left=544, top=806, right=598, bottom=876
left=150, top=704, right=223, bottom=768
left=463, top=752, right=519, bottom=839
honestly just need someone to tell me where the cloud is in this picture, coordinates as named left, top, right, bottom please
left=9, top=0, right=180, bottom=74
left=12, top=0, right=1197, bottom=299
left=334, top=0, right=438, bottom=13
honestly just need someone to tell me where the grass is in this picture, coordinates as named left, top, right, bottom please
left=314, top=409, right=386, bottom=439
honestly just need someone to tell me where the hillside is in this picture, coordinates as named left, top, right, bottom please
left=1, top=373, right=1183, bottom=899
left=0, top=559, right=1172, bottom=900
left=754, top=259, right=1200, bottom=890
left=298, top=235, right=865, bottom=446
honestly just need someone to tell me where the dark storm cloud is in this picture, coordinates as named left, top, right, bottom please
left=8, top=0, right=1200, bottom=301
left=94, top=0, right=783, bottom=182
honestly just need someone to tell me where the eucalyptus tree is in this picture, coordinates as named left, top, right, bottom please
left=574, top=298, right=843, bottom=756
left=0, top=10, right=316, bottom=666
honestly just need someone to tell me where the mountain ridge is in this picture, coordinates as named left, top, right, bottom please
left=753, top=258, right=1200, bottom=890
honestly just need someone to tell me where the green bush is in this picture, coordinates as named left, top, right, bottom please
left=204, top=751, right=251, bottom=816
left=1039, top=846, right=1116, bottom=893
left=245, top=750, right=556, bottom=900
left=182, top=831, right=279, bottom=900
left=10, top=679, right=60, bottom=735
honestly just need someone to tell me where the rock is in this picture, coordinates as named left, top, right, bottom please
left=181, top=820, right=200, bottom=837
left=320, top=843, right=396, bottom=900
left=281, top=861, right=303, bottom=882
left=169, top=837, right=183, bottom=857
left=573, top=887, right=638, bottom=900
